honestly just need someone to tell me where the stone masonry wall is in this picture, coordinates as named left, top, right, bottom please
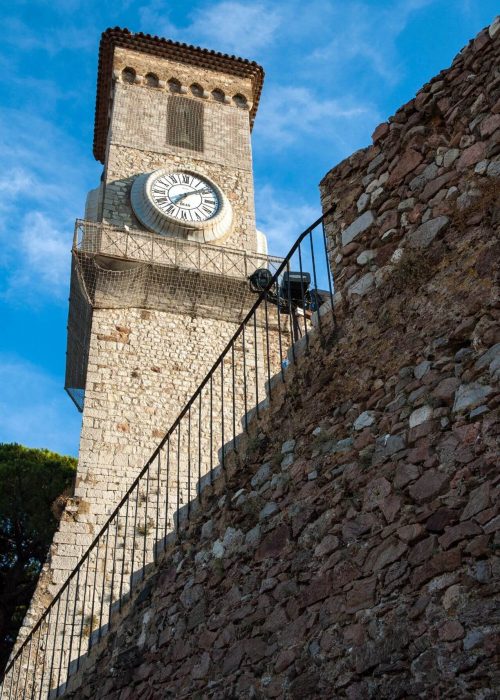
left=57, top=20, right=499, bottom=700
left=320, top=18, right=499, bottom=303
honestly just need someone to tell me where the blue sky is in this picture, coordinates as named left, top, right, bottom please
left=0, top=0, right=497, bottom=457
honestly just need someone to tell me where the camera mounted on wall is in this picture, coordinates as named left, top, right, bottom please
left=248, top=267, right=329, bottom=341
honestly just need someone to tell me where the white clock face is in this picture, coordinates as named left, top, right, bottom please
left=130, top=167, right=232, bottom=242
left=150, top=172, right=219, bottom=223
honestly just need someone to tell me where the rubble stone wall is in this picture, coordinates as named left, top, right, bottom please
left=320, top=18, right=499, bottom=304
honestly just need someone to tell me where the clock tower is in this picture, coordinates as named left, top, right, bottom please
left=15, top=28, right=283, bottom=679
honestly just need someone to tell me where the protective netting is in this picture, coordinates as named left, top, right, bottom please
left=65, top=220, right=282, bottom=411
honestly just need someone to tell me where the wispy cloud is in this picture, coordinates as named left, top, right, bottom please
left=0, top=108, right=93, bottom=302
left=2, top=16, right=95, bottom=54
left=2, top=212, right=71, bottom=301
left=255, top=85, right=378, bottom=152
left=0, top=354, right=80, bottom=456
left=139, top=0, right=282, bottom=57
left=309, top=0, right=438, bottom=85
left=255, top=183, right=319, bottom=254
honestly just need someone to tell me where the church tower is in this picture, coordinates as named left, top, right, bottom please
left=10, top=29, right=285, bottom=697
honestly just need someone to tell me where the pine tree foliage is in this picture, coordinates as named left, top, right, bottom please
left=0, top=443, right=76, bottom=671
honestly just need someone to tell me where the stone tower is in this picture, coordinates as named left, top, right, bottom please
left=13, top=29, right=285, bottom=691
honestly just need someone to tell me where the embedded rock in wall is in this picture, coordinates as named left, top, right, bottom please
left=60, top=21, right=499, bottom=700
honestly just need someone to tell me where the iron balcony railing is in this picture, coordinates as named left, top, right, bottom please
left=73, top=219, right=284, bottom=281
left=1, top=208, right=335, bottom=699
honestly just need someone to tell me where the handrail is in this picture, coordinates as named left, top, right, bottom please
left=1, top=206, right=335, bottom=699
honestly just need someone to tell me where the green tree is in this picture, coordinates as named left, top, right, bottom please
left=0, top=443, right=76, bottom=672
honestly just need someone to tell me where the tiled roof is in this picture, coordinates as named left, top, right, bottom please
left=93, top=27, right=265, bottom=163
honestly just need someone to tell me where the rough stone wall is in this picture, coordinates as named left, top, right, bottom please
left=58, top=21, right=499, bottom=700
left=320, top=19, right=499, bottom=303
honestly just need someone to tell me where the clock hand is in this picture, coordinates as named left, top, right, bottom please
left=171, top=191, right=193, bottom=204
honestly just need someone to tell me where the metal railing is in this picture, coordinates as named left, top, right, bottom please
left=1, top=208, right=335, bottom=699
left=74, top=219, right=283, bottom=281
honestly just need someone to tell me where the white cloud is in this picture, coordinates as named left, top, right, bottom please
left=2, top=16, right=95, bottom=54
left=0, top=166, right=63, bottom=213
left=139, top=0, right=282, bottom=57
left=255, top=183, right=319, bottom=254
left=0, top=354, right=80, bottom=456
left=3, top=211, right=72, bottom=300
left=309, top=0, right=438, bottom=85
left=0, top=108, right=93, bottom=302
left=256, top=85, right=378, bottom=150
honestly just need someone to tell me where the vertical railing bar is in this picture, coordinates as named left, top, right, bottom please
left=242, top=324, right=248, bottom=431
left=98, top=525, right=110, bottom=638
left=6, top=656, right=16, bottom=700
left=30, top=626, right=41, bottom=700
left=286, top=259, right=297, bottom=357
left=76, top=557, right=90, bottom=671
left=155, top=452, right=160, bottom=563
left=47, top=594, right=61, bottom=698
left=142, top=466, right=150, bottom=580
left=309, top=228, right=322, bottom=336
left=275, top=281, right=285, bottom=382
left=108, top=514, right=119, bottom=629
left=264, top=292, right=272, bottom=400
left=198, top=394, right=202, bottom=501
left=129, top=484, right=140, bottom=598
left=164, top=442, right=170, bottom=551
left=176, top=426, right=181, bottom=532
left=67, top=565, right=81, bottom=684
left=318, top=219, right=335, bottom=318
left=12, top=645, right=22, bottom=700
left=187, top=407, right=191, bottom=519
left=253, top=313, right=259, bottom=418
left=55, top=585, right=70, bottom=695
left=209, top=376, right=213, bottom=484
left=38, top=610, right=50, bottom=700
left=88, top=537, right=101, bottom=652
left=220, top=359, right=225, bottom=471
left=297, top=243, right=309, bottom=349
left=231, top=343, right=236, bottom=450
left=26, top=635, right=34, bottom=698
left=118, top=497, right=129, bottom=611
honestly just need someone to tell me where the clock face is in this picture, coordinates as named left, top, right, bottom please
left=150, top=172, right=220, bottom=223
left=130, top=167, right=232, bottom=242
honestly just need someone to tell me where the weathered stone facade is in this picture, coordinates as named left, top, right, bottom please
left=54, top=20, right=499, bottom=699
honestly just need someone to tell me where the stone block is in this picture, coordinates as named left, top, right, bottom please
left=341, top=211, right=375, bottom=247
